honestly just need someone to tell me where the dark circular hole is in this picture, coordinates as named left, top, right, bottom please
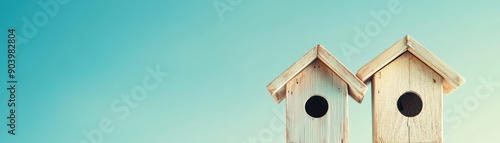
left=397, top=92, right=423, bottom=117
left=305, top=95, right=329, bottom=118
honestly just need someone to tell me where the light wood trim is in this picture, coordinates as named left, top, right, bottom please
left=356, top=35, right=465, bottom=95
left=356, top=36, right=408, bottom=82
left=406, top=35, right=465, bottom=94
left=343, top=88, right=349, bottom=143
left=267, top=46, right=318, bottom=103
left=317, top=45, right=367, bottom=103
left=267, top=45, right=368, bottom=103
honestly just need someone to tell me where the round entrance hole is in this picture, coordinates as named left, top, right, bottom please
left=397, top=92, right=423, bottom=117
left=305, top=95, right=329, bottom=118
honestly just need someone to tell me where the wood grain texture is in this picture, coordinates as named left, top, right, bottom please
left=372, top=52, right=443, bottom=143
left=408, top=50, right=443, bottom=143
left=267, top=44, right=367, bottom=103
left=267, top=46, right=318, bottom=103
left=286, top=59, right=347, bottom=143
left=406, top=35, right=464, bottom=94
left=356, top=35, right=464, bottom=95
left=343, top=96, right=349, bottom=143
left=372, top=52, right=410, bottom=143
left=317, top=45, right=367, bottom=103
left=356, top=36, right=407, bottom=82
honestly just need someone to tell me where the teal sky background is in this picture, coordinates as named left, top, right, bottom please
left=0, top=0, right=499, bottom=142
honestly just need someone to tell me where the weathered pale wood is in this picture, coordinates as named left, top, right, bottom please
left=267, top=46, right=318, bottom=103
left=317, top=45, right=367, bottom=103
left=408, top=52, right=443, bottom=143
left=406, top=35, right=464, bottom=94
left=372, top=52, right=443, bottom=142
left=356, top=36, right=408, bottom=82
left=267, top=44, right=367, bottom=103
left=343, top=95, right=349, bottom=143
left=356, top=35, right=465, bottom=95
left=286, top=59, right=347, bottom=143
left=372, top=52, right=411, bottom=143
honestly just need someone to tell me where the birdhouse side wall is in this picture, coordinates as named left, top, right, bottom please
left=372, top=52, right=443, bottom=143
left=286, top=59, right=348, bottom=143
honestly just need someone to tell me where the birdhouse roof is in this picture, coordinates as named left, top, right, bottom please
left=357, top=35, right=465, bottom=94
left=266, top=45, right=367, bottom=104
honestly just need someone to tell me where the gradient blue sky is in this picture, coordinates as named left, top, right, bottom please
left=0, top=0, right=499, bottom=142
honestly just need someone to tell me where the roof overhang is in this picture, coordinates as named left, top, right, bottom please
left=356, top=35, right=465, bottom=94
left=266, top=45, right=367, bottom=104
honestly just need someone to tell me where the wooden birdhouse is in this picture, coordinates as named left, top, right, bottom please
left=266, top=45, right=367, bottom=143
left=356, top=35, right=465, bottom=143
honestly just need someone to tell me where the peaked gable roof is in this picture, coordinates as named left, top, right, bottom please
left=267, top=44, right=367, bottom=103
left=357, top=35, right=465, bottom=94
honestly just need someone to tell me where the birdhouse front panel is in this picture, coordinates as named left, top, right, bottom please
left=286, top=59, right=348, bottom=143
left=372, top=52, right=443, bottom=143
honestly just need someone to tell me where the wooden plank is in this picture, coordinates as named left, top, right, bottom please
left=267, top=44, right=368, bottom=103
left=372, top=52, right=411, bottom=143
left=343, top=92, right=349, bottom=143
left=356, top=37, right=408, bottom=82
left=267, top=46, right=318, bottom=103
left=317, top=45, right=367, bottom=103
left=357, top=35, right=465, bottom=95
left=286, top=59, right=347, bottom=143
left=373, top=52, right=443, bottom=142
left=408, top=52, right=443, bottom=142
left=406, top=35, right=465, bottom=94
